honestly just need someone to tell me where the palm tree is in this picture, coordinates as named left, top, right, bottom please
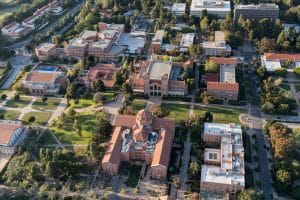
left=189, top=162, right=200, bottom=177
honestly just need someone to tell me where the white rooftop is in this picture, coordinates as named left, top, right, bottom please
left=204, top=122, right=242, bottom=136
left=147, top=61, right=172, bottom=80
left=171, top=3, right=186, bottom=13
left=220, top=65, right=235, bottom=83
left=36, top=43, right=56, bottom=51
left=215, top=31, right=226, bottom=43
left=201, top=165, right=245, bottom=186
left=118, top=33, right=145, bottom=54
left=180, top=33, right=195, bottom=47
left=191, top=0, right=231, bottom=11
left=152, top=30, right=164, bottom=44
left=235, top=3, right=278, bottom=10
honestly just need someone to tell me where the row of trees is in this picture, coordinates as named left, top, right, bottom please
left=264, top=121, right=297, bottom=194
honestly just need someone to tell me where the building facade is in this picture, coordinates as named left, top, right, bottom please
left=35, top=43, right=57, bottom=60
left=200, top=123, right=245, bottom=198
left=261, top=52, right=300, bottom=72
left=234, top=3, right=279, bottom=22
left=22, top=71, right=67, bottom=95
left=128, top=60, right=188, bottom=97
left=151, top=30, right=164, bottom=53
left=171, top=3, right=186, bottom=16
left=102, top=109, right=175, bottom=179
left=205, top=57, right=239, bottom=101
left=201, top=31, right=231, bottom=56
left=190, top=0, right=231, bottom=18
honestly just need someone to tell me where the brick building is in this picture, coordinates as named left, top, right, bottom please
left=205, top=57, right=239, bottom=101
left=102, top=109, right=175, bottom=179
left=128, top=59, right=188, bottom=97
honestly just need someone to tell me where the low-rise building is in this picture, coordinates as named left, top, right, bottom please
left=200, top=122, right=245, bottom=198
left=22, top=70, right=67, bottom=95
left=261, top=52, right=300, bottom=72
left=128, top=59, right=188, bottom=97
left=79, top=63, right=120, bottom=88
left=171, top=3, right=186, bottom=16
left=234, top=3, right=279, bottom=22
left=206, top=57, right=239, bottom=101
left=1, top=21, right=20, bottom=35
left=201, top=31, right=231, bottom=56
left=35, top=43, right=57, bottom=60
left=190, top=0, right=231, bottom=18
left=151, top=30, right=165, bottom=53
left=102, top=109, right=175, bottom=180
left=1, top=21, right=32, bottom=39
left=180, top=33, right=195, bottom=52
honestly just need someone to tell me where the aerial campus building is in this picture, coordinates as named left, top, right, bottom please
left=201, top=31, right=231, bottom=57
left=190, top=0, right=231, bottom=18
left=102, top=109, right=175, bottom=179
left=200, top=123, right=245, bottom=199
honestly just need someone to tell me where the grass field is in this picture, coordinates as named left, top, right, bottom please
left=131, top=99, right=147, bottom=114
left=0, top=109, right=20, bottom=120
left=22, top=112, right=52, bottom=126
left=69, top=99, right=94, bottom=109
left=161, top=104, right=244, bottom=124
left=6, top=96, right=32, bottom=108
left=50, top=112, right=95, bottom=145
left=32, top=97, right=61, bottom=110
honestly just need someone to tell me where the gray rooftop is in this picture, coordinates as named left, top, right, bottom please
left=147, top=61, right=172, bottom=80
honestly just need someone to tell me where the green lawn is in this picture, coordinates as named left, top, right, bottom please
left=161, top=104, right=244, bottom=124
left=0, top=109, right=20, bottom=120
left=125, top=165, right=142, bottom=188
left=161, top=103, right=189, bottom=123
left=32, top=97, right=61, bottom=110
left=50, top=112, right=95, bottom=145
left=131, top=99, right=147, bottom=114
left=22, top=112, right=52, bottom=126
left=194, top=106, right=244, bottom=124
left=6, top=96, right=32, bottom=108
left=69, top=99, right=94, bottom=109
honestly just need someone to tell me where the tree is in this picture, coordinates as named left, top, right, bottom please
left=294, top=67, right=300, bottom=76
left=275, top=169, right=292, bottom=192
left=150, top=104, right=169, bottom=117
left=257, top=37, right=277, bottom=53
left=189, top=162, right=200, bottom=177
left=14, top=93, right=20, bottom=101
left=173, top=176, right=180, bottom=189
left=95, top=111, right=112, bottom=138
left=204, top=60, right=219, bottom=73
left=92, top=79, right=105, bottom=92
left=200, top=16, right=209, bottom=32
left=1, top=94, right=7, bottom=100
left=73, top=119, right=82, bottom=138
left=274, top=68, right=287, bottom=77
left=201, top=91, right=212, bottom=105
left=28, top=116, right=36, bottom=123
left=237, top=189, right=263, bottom=200
left=93, top=92, right=104, bottom=104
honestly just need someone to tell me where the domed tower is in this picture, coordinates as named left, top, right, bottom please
left=132, top=109, right=153, bottom=142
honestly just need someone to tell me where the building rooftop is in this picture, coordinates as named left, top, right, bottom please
left=263, top=53, right=300, bottom=61
left=180, top=33, right=195, bottom=48
left=204, top=123, right=242, bottom=136
left=191, top=0, right=231, bottom=11
left=171, top=3, right=186, bottom=13
left=36, top=43, right=56, bottom=52
left=152, top=30, right=164, bottom=45
left=215, top=31, right=226, bottom=43
left=235, top=3, right=279, bottom=10
left=201, top=165, right=245, bottom=186
left=117, top=33, right=146, bottom=54
left=147, top=61, right=172, bottom=80
left=220, top=65, right=235, bottom=83
left=263, top=60, right=281, bottom=72
left=210, top=57, right=238, bottom=65
left=0, top=120, right=23, bottom=146
left=25, top=71, right=61, bottom=84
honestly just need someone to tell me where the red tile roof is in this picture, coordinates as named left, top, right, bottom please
left=102, top=126, right=123, bottom=165
left=2, top=21, right=19, bottom=30
left=0, top=123, right=22, bottom=145
left=264, top=53, right=300, bottom=61
left=210, top=57, right=238, bottom=65
left=202, top=73, right=219, bottom=82
left=25, top=72, right=56, bottom=83
left=113, top=115, right=136, bottom=128
left=207, top=82, right=239, bottom=92
left=88, top=63, right=120, bottom=88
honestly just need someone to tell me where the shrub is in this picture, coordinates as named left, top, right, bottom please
left=274, top=68, right=287, bottom=77
left=74, top=99, right=79, bottom=104
left=0, top=114, right=4, bottom=119
left=14, top=93, right=20, bottom=101
left=42, top=96, right=47, bottom=102
left=1, top=94, right=7, bottom=100
left=28, top=116, right=36, bottom=123
left=294, top=67, right=300, bottom=76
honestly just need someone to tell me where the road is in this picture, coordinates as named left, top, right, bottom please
left=1, top=54, right=32, bottom=89
left=243, top=40, right=273, bottom=200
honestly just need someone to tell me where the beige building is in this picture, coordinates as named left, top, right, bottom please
left=151, top=30, right=164, bottom=53
left=35, top=43, right=57, bottom=60
left=128, top=60, right=188, bottom=97
left=201, top=31, right=231, bottom=56
left=201, top=123, right=245, bottom=198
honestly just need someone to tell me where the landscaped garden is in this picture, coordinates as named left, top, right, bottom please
left=161, top=103, right=190, bottom=123
left=22, top=112, right=52, bottom=126
left=32, top=97, right=61, bottom=110
left=50, top=111, right=96, bottom=145
left=5, top=96, right=32, bottom=108
left=0, top=109, right=20, bottom=120
left=125, top=165, right=142, bottom=188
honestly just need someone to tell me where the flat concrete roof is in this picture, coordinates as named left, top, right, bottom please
left=147, top=61, right=172, bottom=80
left=220, top=65, right=235, bottom=83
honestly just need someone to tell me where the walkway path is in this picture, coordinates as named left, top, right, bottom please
left=48, top=98, right=67, bottom=126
